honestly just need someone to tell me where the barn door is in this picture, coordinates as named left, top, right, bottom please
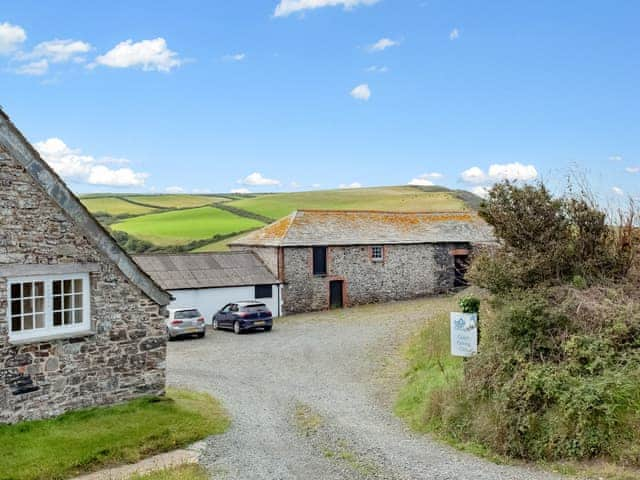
left=329, top=280, right=343, bottom=309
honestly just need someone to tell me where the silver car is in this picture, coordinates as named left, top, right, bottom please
left=166, top=307, right=206, bottom=340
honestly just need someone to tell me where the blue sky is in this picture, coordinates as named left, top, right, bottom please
left=1, top=0, right=638, bottom=201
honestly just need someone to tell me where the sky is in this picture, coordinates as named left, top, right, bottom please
left=1, top=0, right=639, bottom=201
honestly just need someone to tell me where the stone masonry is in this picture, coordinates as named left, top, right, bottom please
left=0, top=144, right=167, bottom=424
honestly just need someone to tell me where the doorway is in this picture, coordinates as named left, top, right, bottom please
left=329, top=280, right=343, bottom=309
left=454, top=254, right=470, bottom=287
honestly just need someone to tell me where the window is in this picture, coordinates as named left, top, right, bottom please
left=313, top=247, right=327, bottom=275
left=255, top=285, right=273, bottom=299
left=7, top=273, right=90, bottom=341
left=371, top=246, right=384, bottom=261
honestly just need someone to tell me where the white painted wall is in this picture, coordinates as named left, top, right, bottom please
left=168, top=284, right=282, bottom=324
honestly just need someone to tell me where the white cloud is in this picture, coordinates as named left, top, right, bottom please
left=449, top=28, right=460, bottom=40
left=339, top=182, right=363, bottom=189
left=165, top=186, right=185, bottom=194
left=368, top=37, right=399, bottom=52
left=25, top=39, right=92, bottom=63
left=231, top=188, right=251, bottom=194
left=408, top=172, right=444, bottom=186
left=93, top=38, right=181, bottom=72
left=471, top=186, right=489, bottom=198
left=14, top=59, right=49, bottom=76
left=350, top=83, right=371, bottom=101
left=366, top=65, right=388, bottom=73
left=274, top=0, right=379, bottom=17
left=311, top=183, right=322, bottom=189
left=488, top=162, right=538, bottom=182
left=223, top=52, right=246, bottom=61
left=625, top=166, right=639, bottom=174
left=609, top=155, right=623, bottom=161
left=34, top=137, right=148, bottom=187
left=0, top=22, right=26, bottom=55
left=460, top=166, right=486, bottom=184
left=192, top=188, right=212, bottom=194
left=241, top=172, right=281, bottom=186
left=612, top=186, right=624, bottom=196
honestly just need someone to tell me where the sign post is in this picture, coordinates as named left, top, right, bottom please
left=450, top=312, right=478, bottom=357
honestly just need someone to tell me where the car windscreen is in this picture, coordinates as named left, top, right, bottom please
left=241, top=304, right=267, bottom=312
left=174, top=309, right=201, bottom=319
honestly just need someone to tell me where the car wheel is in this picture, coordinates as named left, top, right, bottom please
left=197, top=331, right=205, bottom=338
left=264, top=326, right=272, bottom=332
left=233, top=321, right=241, bottom=335
left=166, top=328, right=174, bottom=341
left=212, top=319, right=219, bottom=330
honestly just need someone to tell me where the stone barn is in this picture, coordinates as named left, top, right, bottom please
left=0, top=110, right=171, bottom=424
left=230, top=210, right=495, bottom=314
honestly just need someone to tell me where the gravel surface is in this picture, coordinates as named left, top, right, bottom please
left=167, top=296, right=564, bottom=480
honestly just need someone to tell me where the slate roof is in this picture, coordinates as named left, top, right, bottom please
left=229, top=210, right=495, bottom=247
left=133, top=251, right=279, bottom=290
left=0, top=109, right=171, bottom=306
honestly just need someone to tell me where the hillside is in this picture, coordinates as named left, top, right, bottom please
left=80, top=185, right=481, bottom=253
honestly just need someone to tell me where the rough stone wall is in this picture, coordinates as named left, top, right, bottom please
left=281, top=243, right=468, bottom=314
left=0, top=146, right=166, bottom=424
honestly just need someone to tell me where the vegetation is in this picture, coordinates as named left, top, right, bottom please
left=397, top=181, right=640, bottom=472
left=0, top=389, right=230, bottom=480
left=130, top=464, right=209, bottom=480
left=123, top=195, right=226, bottom=209
left=111, top=206, right=264, bottom=246
left=81, top=197, right=159, bottom=216
left=226, top=186, right=470, bottom=219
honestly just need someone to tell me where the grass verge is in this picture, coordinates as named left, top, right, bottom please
left=130, top=464, right=209, bottom=480
left=0, top=388, right=230, bottom=480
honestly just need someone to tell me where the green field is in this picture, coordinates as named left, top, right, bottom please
left=81, top=197, right=159, bottom=216
left=192, top=230, right=259, bottom=252
left=124, top=194, right=226, bottom=209
left=111, top=206, right=264, bottom=246
left=227, top=186, right=468, bottom=219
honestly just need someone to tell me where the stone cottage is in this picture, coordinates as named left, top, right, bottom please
left=230, top=210, right=495, bottom=314
left=0, top=110, right=171, bottom=424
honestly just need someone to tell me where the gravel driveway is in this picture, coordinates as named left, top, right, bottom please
left=167, top=296, right=563, bottom=480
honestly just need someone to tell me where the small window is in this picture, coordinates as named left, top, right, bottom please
left=255, top=285, right=273, bottom=299
left=313, top=247, right=327, bottom=275
left=371, top=246, right=384, bottom=261
left=8, top=273, right=90, bottom=341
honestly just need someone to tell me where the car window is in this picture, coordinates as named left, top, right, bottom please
left=174, top=309, right=201, bottom=319
left=221, top=304, right=231, bottom=313
left=230, top=304, right=239, bottom=312
left=242, top=303, right=267, bottom=312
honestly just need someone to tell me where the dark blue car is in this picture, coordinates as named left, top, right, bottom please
left=212, top=301, right=273, bottom=334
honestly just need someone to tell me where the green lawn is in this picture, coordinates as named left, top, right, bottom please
left=124, top=195, right=226, bottom=209
left=111, top=206, right=265, bottom=246
left=0, top=389, right=230, bottom=480
left=227, top=186, right=469, bottom=219
left=81, top=197, right=159, bottom=216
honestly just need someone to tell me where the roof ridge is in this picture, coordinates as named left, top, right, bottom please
left=133, top=250, right=252, bottom=257
left=0, top=108, right=170, bottom=306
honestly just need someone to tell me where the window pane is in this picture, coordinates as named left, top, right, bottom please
left=53, top=311, right=62, bottom=326
left=11, top=300, right=22, bottom=316
left=35, top=297, right=45, bottom=313
left=63, top=279, right=72, bottom=293
left=74, top=279, right=83, bottom=292
left=53, top=295, right=62, bottom=311
left=23, top=299, right=33, bottom=314
left=10, top=283, right=21, bottom=298
left=23, top=315, right=33, bottom=330
left=64, top=295, right=73, bottom=309
left=64, top=311, right=72, bottom=325
left=53, top=280, right=61, bottom=295
left=74, top=294, right=83, bottom=308
left=34, top=282, right=44, bottom=297
left=35, top=313, right=45, bottom=329
left=12, top=316, right=21, bottom=331
left=74, top=310, right=83, bottom=324
left=23, top=283, right=32, bottom=297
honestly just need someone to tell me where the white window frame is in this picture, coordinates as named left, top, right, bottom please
left=6, top=273, right=91, bottom=342
left=371, top=245, right=384, bottom=262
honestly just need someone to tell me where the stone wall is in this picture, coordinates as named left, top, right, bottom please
left=281, top=243, right=468, bottom=314
left=0, top=145, right=167, bottom=424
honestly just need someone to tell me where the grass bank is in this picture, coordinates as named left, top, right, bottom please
left=0, top=388, right=230, bottom=480
left=131, top=464, right=209, bottom=480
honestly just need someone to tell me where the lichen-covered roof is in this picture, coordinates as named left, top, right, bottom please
left=229, top=210, right=495, bottom=247
left=133, top=251, right=279, bottom=290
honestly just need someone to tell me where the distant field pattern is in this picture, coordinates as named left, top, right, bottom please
left=123, top=195, right=225, bottom=209
left=81, top=197, right=159, bottom=216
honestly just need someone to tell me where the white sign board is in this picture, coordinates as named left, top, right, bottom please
left=450, top=312, right=478, bottom=357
